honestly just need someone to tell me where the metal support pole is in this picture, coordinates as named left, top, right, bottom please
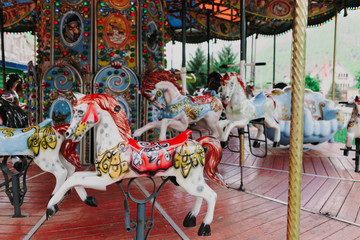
left=273, top=34, right=276, bottom=87
left=250, top=35, right=256, bottom=85
left=0, top=5, right=6, bottom=84
left=207, top=10, right=210, bottom=75
left=331, top=13, right=338, bottom=100
left=136, top=203, right=146, bottom=240
left=287, top=0, right=308, bottom=239
left=240, top=0, right=246, bottom=80
left=181, top=0, right=187, bottom=93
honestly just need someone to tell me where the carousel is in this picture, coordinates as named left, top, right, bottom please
left=1, top=0, right=360, bottom=239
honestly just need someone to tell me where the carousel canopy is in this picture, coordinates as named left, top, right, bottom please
left=164, top=0, right=360, bottom=43
left=1, top=1, right=360, bottom=40
left=0, top=0, right=36, bottom=33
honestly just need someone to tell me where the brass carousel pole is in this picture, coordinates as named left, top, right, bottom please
left=0, top=3, right=6, bottom=85
left=331, top=12, right=338, bottom=100
left=287, top=0, right=308, bottom=239
left=238, top=0, right=246, bottom=191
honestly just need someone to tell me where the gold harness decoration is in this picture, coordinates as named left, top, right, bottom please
left=174, top=142, right=205, bottom=178
left=75, top=122, right=88, bottom=136
left=0, top=127, right=17, bottom=138
left=96, top=144, right=130, bottom=179
left=28, top=126, right=57, bottom=156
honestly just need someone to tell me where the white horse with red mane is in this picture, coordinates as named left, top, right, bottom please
left=218, top=72, right=281, bottom=147
left=47, top=93, right=227, bottom=236
left=133, top=70, right=223, bottom=141
left=345, top=96, right=360, bottom=150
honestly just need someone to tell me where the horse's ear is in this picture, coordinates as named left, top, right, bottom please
left=114, top=105, right=121, bottom=112
left=73, top=92, right=85, bottom=101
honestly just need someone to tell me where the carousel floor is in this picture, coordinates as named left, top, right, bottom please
left=1, top=132, right=360, bottom=239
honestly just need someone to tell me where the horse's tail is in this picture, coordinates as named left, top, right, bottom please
left=197, top=136, right=228, bottom=188
left=53, top=125, right=81, bottom=169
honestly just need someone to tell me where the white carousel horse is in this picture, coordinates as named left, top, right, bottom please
left=133, top=70, right=223, bottom=141
left=47, top=93, right=227, bottom=236
left=0, top=119, right=97, bottom=205
left=218, top=72, right=281, bottom=147
left=345, top=96, right=360, bottom=150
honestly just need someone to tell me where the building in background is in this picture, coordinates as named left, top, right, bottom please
left=283, top=61, right=356, bottom=100
left=0, top=33, right=35, bottom=87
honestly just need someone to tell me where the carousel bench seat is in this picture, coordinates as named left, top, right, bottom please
left=266, top=86, right=345, bottom=146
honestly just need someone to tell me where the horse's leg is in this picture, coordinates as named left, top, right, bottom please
left=33, top=155, right=68, bottom=198
left=261, top=115, right=281, bottom=147
left=200, top=112, right=222, bottom=139
left=175, top=170, right=217, bottom=236
left=46, top=171, right=114, bottom=219
left=133, top=121, right=162, bottom=138
left=222, top=119, right=248, bottom=142
left=59, top=155, right=97, bottom=206
left=345, top=130, right=355, bottom=156
left=159, top=117, right=188, bottom=141
left=252, top=123, right=264, bottom=148
left=183, top=197, right=203, bottom=227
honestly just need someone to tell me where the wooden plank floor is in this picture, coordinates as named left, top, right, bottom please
left=2, top=133, right=360, bottom=239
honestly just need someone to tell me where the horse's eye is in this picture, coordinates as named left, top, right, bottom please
left=156, top=90, right=162, bottom=97
left=77, top=110, right=84, bottom=116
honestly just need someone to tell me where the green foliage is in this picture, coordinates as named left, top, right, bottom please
left=305, top=74, right=320, bottom=92
left=355, top=71, right=360, bottom=92
left=186, top=47, right=208, bottom=94
left=326, top=83, right=343, bottom=100
left=213, top=44, right=240, bottom=73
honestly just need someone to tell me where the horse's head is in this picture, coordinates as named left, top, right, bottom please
left=220, top=72, right=246, bottom=107
left=142, top=86, right=166, bottom=110
left=352, top=96, right=360, bottom=117
left=65, top=93, right=102, bottom=142
left=220, top=73, right=235, bottom=106
left=141, top=70, right=184, bottom=110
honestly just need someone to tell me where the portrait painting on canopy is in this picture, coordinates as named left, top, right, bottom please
left=60, top=11, right=84, bottom=47
left=103, top=13, right=130, bottom=48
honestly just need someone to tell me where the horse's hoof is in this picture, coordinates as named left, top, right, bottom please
left=273, top=142, right=280, bottom=147
left=46, top=204, right=59, bottom=220
left=198, top=223, right=211, bottom=236
left=13, top=162, right=23, bottom=172
left=220, top=141, right=228, bottom=149
left=183, top=212, right=196, bottom=227
left=253, top=141, right=260, bottom=148
left=84, top=196, right=98, bottom=207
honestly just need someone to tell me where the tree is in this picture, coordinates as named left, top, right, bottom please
left=355, top=71, right=360, bottom=92
left=213, top=44, right=240, bottom=73
left=326, top=83, right=343, bottom=100
left=305, top=74, right=320, bottom=92
left=186, top=47, right=207, bottom=94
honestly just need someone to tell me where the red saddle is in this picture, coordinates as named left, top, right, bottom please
left=128, top=130, right=192, bottom=175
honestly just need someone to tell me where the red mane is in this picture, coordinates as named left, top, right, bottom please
left=75, top=94, right=132, bottom=141
left=141, top=70, right=184, bottom=96
left=221, top=72, right=246, bottom=97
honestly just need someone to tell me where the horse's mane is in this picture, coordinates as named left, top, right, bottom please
left=221, top=72, right=247, bottom=97
left=75, top=94, right=132, bottom=140
left=141, top=70, right=184, bottom=95
left=0, top=97, right=28, bottom=128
